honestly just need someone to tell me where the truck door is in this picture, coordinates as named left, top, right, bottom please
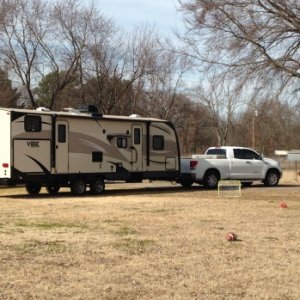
left=131, top=125, right=143, bottom=171
left=55, top=121, right=69, bottom=173
left=230, top=148, right=263, bottom=179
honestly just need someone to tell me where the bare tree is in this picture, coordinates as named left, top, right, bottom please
left=0, top=0, right=49, bottom=108
left=86, top=24, right=163, bottom=115
left=39, top=0, right=99, bottom=109
left=144, top=42, right=191, bottom=120
left=0, top=1, right=7, bottom=26
left=120, top=25, right=162, bottom=115
left=194, top=74, right=246, bottom=145
left=236, top=98, right=300, bottom=154
left=85, top=14, right=125, bottom=114
left=178, top=0, right=300, bottom=99
left=0, top=68, right=20, bottom=107
left=174, top=99, right=214, bottom=154
left=0, top=0, right=114, bottom=110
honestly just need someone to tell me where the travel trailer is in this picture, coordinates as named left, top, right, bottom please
left=0, top=106, right=180, bottom=195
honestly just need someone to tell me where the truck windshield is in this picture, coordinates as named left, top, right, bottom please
left=206, top=149, right=226, bottom=156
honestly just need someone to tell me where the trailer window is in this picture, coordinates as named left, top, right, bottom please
left=92, top=151, right=103, bottom=162
left=134, top=128, right=141, bottom=145
left=117, top=137, right=127, bottom=148
left=24, top=115, right=41, bottom=132
left=153, top=135, right=164, bottom=150
left=58, top=124, right=66, bottom=143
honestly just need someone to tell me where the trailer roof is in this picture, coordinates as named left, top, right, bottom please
left=0, top=107, right=167, bottom=123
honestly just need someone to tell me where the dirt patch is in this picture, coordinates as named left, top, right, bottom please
left=281, top=169, right=300, bottom=184
left=0, top=172, right=299, bottom=299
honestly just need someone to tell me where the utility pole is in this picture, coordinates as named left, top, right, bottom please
left=252, top=109, right=258, bottom=149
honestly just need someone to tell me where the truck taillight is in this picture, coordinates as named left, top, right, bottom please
left=2, top=163, right=9, bottom=168
left=190, top=160, right=198, bottom=170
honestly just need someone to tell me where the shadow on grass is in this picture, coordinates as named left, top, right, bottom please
left=1, top=183, right=299, bottom=200
left=0, top=184, right=204, bottom=199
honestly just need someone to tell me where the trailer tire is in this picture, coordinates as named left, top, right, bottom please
left=179, top=178, right=194, bottom=188
left=25, top=183, right=41, bottom=195
left=71, top=177, right=87, bottom=196
left=242, top=182, right=252, bottom=187
left=90, top=177, right=105, bottom=195
left=264, top=170, right=280, bottom=187
left=203, top=170, right=219, bottom=189
left=46, top=185, right=60, bottom=195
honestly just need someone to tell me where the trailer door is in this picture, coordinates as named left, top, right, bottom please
left=55, top=121, right=69, bottom=173
left=131, top=125, right=143, bottom=171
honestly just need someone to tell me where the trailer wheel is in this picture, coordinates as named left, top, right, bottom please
left=241, top=182, right=253, bottom=187
left=71, top=177, right=87, bottom=196
left=46, top=185, right=60, bottom=195
left=179, top=178, right=194, bottom=188
left=90, top=177, right=105, bottom=195
left=25, top=183, right=42, bottom=195
left=264, top=170, right=280, bottom=187
left=203, top=170, right=219, bottom=189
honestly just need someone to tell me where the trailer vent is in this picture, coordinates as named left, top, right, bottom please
left=62, top=107, right=80, bottom=114
left=78, top=104, right=98, bottom=113
left=36, top=107, right=51, bottom=112
left=63, top=105, right=103, bottom=117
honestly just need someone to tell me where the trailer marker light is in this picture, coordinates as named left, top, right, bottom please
left=2, top=163, right=9, bottom=168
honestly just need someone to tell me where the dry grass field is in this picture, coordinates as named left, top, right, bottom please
left=0, top=171, right=299, bottom=299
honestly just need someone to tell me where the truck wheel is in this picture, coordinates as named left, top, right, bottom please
left=46, top=185, right=60, bottom=195
left=90, top=177, right=105, bottom=195
left=71, top=177, right=87, bottom=196
left=179, top=178, right=194, bottom=188
left=203, top=170, right=219, bottom=189
left=264, top=170, right=280, bottom=187
left=25, top=183, right=41, bottom=195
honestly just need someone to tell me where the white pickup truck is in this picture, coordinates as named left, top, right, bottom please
left=179, top=146, right=282, bottom=188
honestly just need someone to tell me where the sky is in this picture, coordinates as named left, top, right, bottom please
left=97, top=0, right=184, bottom=35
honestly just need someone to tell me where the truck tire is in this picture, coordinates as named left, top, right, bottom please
left=264, top=170, right=280, bottom=187
left=71, top=177, right=87, bottom=196
left=46, top=184, right=60, bottom=195
left=25, top=183, right=41, bottom=195
left=203, top=170, right=219, bottom=189
left=90, top=177, right=105, bottom=195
